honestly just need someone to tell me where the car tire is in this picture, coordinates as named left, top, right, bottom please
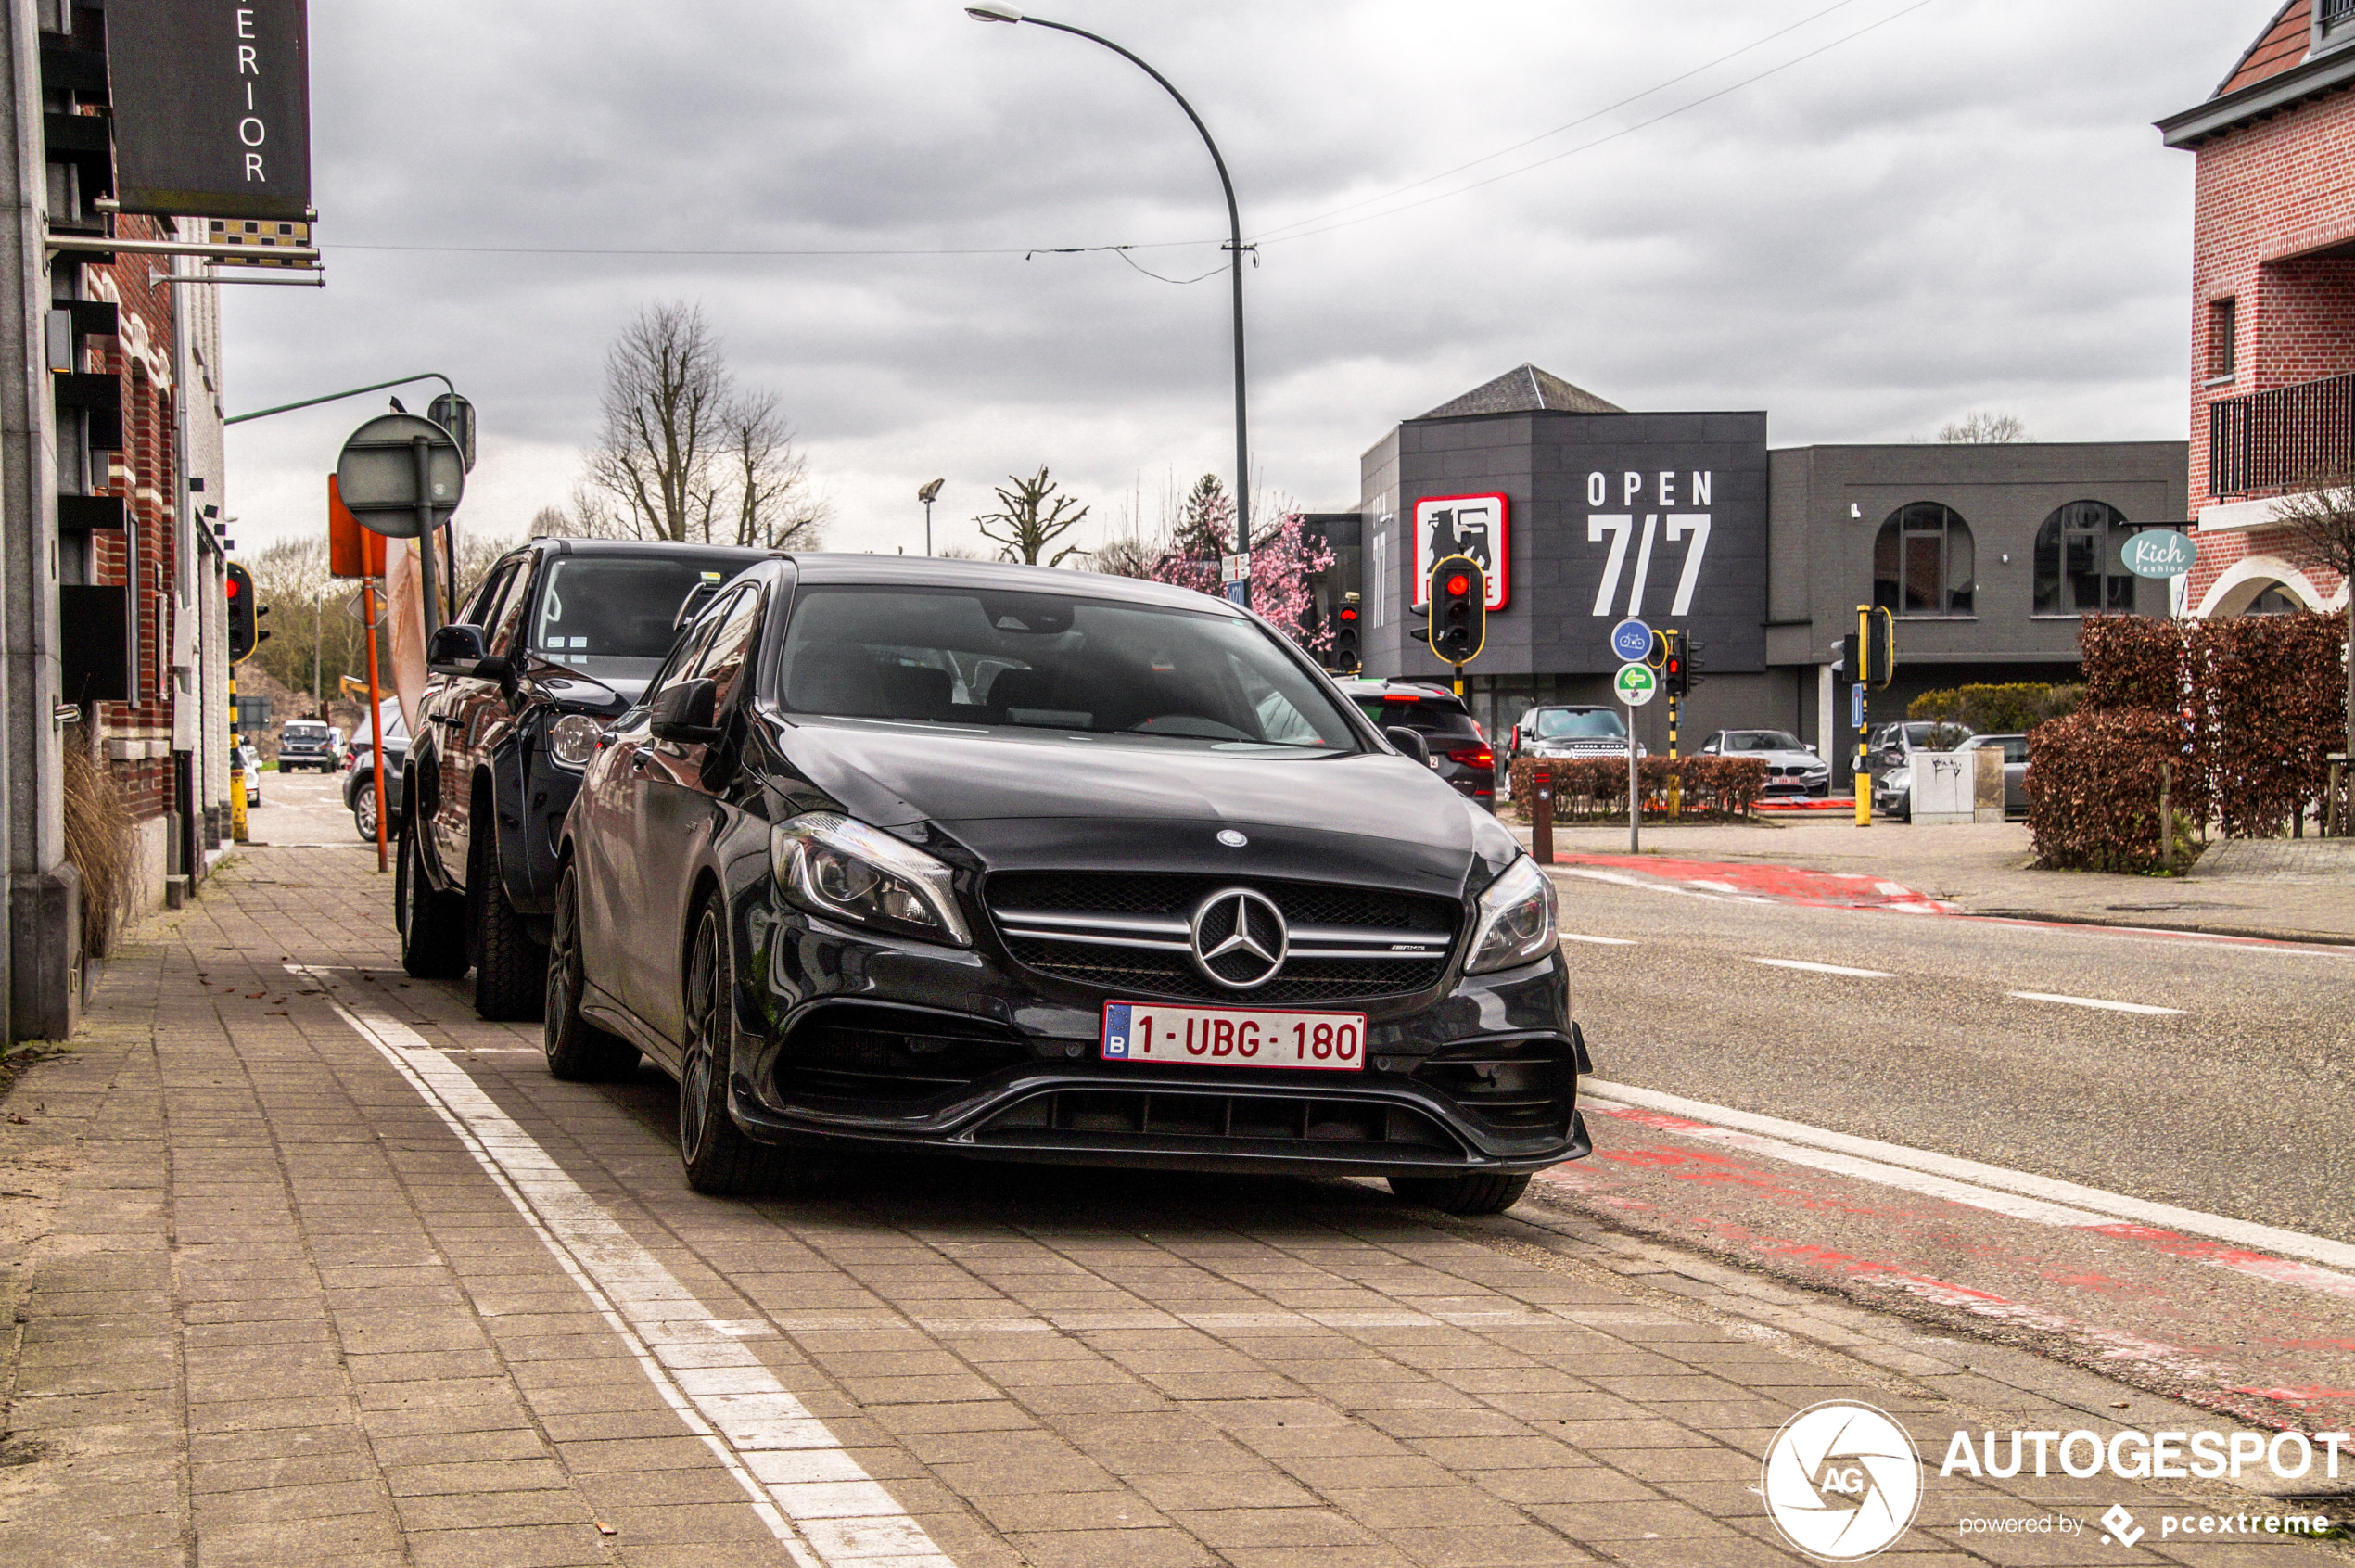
left=352, top=779, right=378, bottom=842
left=1387, top=1172, right=1532, bottom=1216
left=542, top=864, right=639, bottom=1081
left=397, top=809, right=469, bottom=980
left=468, top=805, right=547, bottom=1022
left=678, top=899, right=788, bottom=1197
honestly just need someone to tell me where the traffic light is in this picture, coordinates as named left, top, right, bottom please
left=1844, top=606, right=1896, bottom=689
left=225, top=564, right=269, bottom=663
left=1661, top=630, right=1688, bottom=700
left=1329, top=597, right=1361, bottom=673
left=1429, top=555, right=1485, bottom=665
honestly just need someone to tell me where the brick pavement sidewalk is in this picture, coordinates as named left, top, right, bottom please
left=0, top=846, right=2338, bottom=1567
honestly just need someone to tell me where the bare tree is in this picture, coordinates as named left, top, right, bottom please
left=1936, top=412, right=2029, bottom=443
left=584, top=302, right=730, bottom=541
left=2271, top=471, right=2355, bottom=759
left=527, top=504, right=570, bottom=538
left=976, top=467, right=1090, bottom=567
left=1088, top=532, right=1165, bottom=579
left=723, top=390, right=828, bottom=550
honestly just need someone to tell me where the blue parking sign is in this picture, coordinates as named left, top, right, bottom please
left=1610, top=618, right=1652, bottom=662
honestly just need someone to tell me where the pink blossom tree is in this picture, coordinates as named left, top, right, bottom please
left=1146, top=475, right=1335, bottom=659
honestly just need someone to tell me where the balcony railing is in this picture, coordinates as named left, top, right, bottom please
left=2207, top=370, right=2355, bottom=499
left=2325, top=0, right=2355, bottom=32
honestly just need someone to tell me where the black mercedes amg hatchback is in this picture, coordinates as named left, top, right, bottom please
left=549, top=555, right=1590, bottom=1214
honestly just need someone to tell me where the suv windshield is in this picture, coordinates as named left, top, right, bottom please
left=283, top=723, right=325, bottom=740
left=1531, top=708, right=1624, bottom=740
left=532, top=558, right=732, bottom=682
left=771, top=585, right=1361, bottom=753
left=1724, top=731, right=1804, bottom=752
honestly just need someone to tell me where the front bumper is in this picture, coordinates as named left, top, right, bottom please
left=729, top=900, right=1589, bottom=1179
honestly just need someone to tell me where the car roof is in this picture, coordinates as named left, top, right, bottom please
left=516, top=537, right=770, bottom=566
left=1336, top=677, right=1460, bottom=702
left=783, top=552, right=1252, bottom=618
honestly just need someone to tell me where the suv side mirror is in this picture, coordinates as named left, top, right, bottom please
left=1382, top=726, right=1432, bottom=767
left=650, top=678, right=722, bottom=745
left=428, top=623, right=488, bottom=676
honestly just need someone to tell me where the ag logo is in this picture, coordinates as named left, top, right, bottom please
left=1763, top=1401, right=1922, bottom=1561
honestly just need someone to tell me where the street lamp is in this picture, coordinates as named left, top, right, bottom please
left=918, top=478, right=944, bottom=556
left=965, top=6, right=1254, bottom=603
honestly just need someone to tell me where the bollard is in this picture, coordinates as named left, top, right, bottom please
left=2159, top=759, right=2172, bottom=873
left=1533, top=766, right=1555, bottom=864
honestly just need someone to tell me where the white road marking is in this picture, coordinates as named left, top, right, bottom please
left=2006, top=990, right=2183, bottom=1016
left=1748, top=958, right=1893, bottom=978
left=1558, top=932, right=1639, bottom=946
left=1582, top=1078, right=2355, bottom=1285
left=1552, top=867, right=1725, bottom=901
left=293, top=966, right=955, bottom=1568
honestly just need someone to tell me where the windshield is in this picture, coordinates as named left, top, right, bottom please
left=1532, top=708, right=1625, bottom=740
left=283, top=722, right=326, bottom=740
left=1723, top=731, right=1805, bottom=752
left=531, top=557, right=732, bottom=682
left=770, top=584, right=1361, bottom=754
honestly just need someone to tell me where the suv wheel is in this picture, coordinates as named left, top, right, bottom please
left=468, top=804, right=547, bottom=1021
left=352, top=778, right=378, bottom=842
left=397, top=810, right=468, bottom=979
left=542, top=864, right=639, bottom=1081
left=1388, top=1173, right=1532, bottom=1216
left=678, top=899, right=787, bottom=1197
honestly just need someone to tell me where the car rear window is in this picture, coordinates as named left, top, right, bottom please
left=1355, top=696, right=1479, bottom=737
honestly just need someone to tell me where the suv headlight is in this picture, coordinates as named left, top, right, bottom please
left=1465, top=855, right=1558, bottom=975
left=547, top=713, right=603, bottom=769
left=770, top=813, right=971, bottom=947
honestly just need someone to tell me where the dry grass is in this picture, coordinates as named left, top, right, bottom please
left=61, top=732, right=134, bottom=958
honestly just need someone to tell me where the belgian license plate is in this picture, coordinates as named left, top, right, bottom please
left=1101, top=1002, right=1366, bottom=1072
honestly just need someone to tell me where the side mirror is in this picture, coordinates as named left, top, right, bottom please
left=1382, top=725, right=1432, bottom=766
left=427, top=623, right=489, bottom=676
left=650, top=678, right=721, bottom=745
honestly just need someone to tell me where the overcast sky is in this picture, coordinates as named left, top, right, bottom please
left=221, top=0, right=2264, bottom=562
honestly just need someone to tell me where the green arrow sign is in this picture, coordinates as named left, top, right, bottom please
left=1615, top=662, right=1658, bottom=707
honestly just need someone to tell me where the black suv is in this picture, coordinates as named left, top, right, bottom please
left=397, top=537, right=766, bottom=1017
left=550, top=555, right=1588, bottom=1214
left=1334, top=679, right=1496, bottom=809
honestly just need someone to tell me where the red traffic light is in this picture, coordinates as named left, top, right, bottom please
left=1445, top=574, right=1470, bottom=596
left=1338, top=607, right=1356, bottom=622
left=225, top=577, right=240, bottom=597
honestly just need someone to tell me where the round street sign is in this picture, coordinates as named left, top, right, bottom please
left=335, top=413, right=465, bottom=538
left=1610, top=618, right=1653, bottom=662
left=2121, top=529, right=2196, bottom=580
left=1615, top=662, right=1658, bottom=707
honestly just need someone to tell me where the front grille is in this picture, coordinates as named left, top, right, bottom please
left=974, top=1088, right=1458, bottom=1153
left=987, top=873, right=1458, bottom=1003
left=777, top=1010, right=1030, bottom=1105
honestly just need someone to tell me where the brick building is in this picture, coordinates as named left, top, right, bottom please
left=2160, top=0, right=2355, bottom=618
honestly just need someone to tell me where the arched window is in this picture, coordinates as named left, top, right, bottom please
left=2033, top=501, right=2135, bottom=614
left=1872, top=504, right=1975, bottom=616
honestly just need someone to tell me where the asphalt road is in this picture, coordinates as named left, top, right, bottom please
left=241, top=763, right=376, bottom=849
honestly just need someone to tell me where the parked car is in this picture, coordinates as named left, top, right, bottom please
left=276, top=718, right=340, bottom=772
left=1508, top=705, right=1644, bottom=766
left=1870, top=720, right=1974, bottom=778
left=398, top=537, right=766, bottom=1019
left=551, top=555, right=1589, bottom=1211
left=1959, top=732, right=2030, bottom=817
left=1335, top=678, right=1496, bottom=809
left=345, top=697, right=409, bottom=842
left=1697, top=729, right=1831, bottom=797
left=235, top=742, right=262, bottom=808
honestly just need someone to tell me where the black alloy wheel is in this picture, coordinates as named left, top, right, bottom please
left=542, top=864, right=640, bottom=1081
left=677, top=900, right=787, bottom=1197
left=1388, top=1173, right=1532, bottom=1216
left=397, top=809, right=468, bottom=979
left=352, top=779, right=377, bottom=843
left=467, top=802, right=547, bottom=1022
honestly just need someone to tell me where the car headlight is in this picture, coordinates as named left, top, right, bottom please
left=548, top=713, right=603, bottom=769
left=1465, top=855, right=1558, bottom=975
left=770, top=812, right=971, bottom=947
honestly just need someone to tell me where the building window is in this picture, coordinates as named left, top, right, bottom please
left=2033, top=501, right=2136, bottom=614
left=2207, top=298, right=2235, bottom=380
left=2318, top=0, right=2355, bottom=48
left=1873, top=503, right=1975, bottom=616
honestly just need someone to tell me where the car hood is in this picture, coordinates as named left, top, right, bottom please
left=769, top=717, right=1488, bottom=894
left=1727, top=748, right=1826, bottom=769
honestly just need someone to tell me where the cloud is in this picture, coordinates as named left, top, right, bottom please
left=221, top=0, right=2260, bottom=561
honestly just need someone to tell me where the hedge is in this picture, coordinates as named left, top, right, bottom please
left=1508, top=755, right=1768, bottom=822
left=2025, top=708, right=2192, bottom=873
left=1908, top=682, right=2081, bottom=733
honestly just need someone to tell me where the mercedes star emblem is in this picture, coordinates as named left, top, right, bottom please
left=1190, top=887, right=1288, bottom=989
left=1216, top=828, right=1248, bottom=848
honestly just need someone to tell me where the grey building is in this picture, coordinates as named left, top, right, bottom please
left=1340, top=366, right=2189, bottom=782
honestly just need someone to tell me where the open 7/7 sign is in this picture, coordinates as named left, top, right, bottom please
left=1584, top=469, right=1712, bottom=618
left=1413, top=494, right=1509, bottom=610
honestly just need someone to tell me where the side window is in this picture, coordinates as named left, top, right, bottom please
left=486, top=562, right=536, bottom=657
left=652, top=598, right=729, bottom=701
left=463, top=562, right=518, bottom=630
left=691, top=587, right=764, bottom=710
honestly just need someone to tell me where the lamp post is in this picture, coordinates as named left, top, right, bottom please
left=965, top=5, right=1252, bottom=603
left=918, top=478, right=944, bottom=556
